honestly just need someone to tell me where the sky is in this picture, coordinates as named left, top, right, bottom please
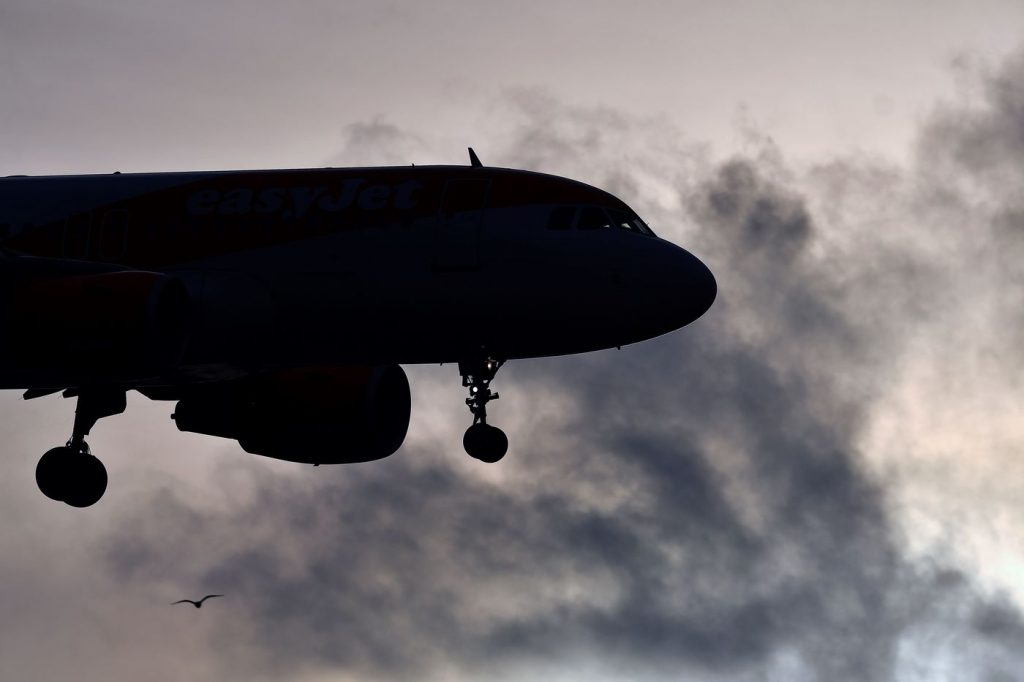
left=2, top=1, right=1024, bottom=680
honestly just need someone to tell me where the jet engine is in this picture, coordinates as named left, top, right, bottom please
left=5, top=271, right=191, bottom=375
left=172, top=364, right=411, bottom=464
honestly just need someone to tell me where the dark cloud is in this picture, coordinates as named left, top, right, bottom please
left=696, top=158, right=811, bottom=258
left=920, top=51, right=1024, bottom=193
left=973, top=596, right=1024, bottom=644
left=99, top=50, right=1024, bottom=682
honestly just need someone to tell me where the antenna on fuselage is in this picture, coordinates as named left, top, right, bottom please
left=468, top=147, right=483, bottom=168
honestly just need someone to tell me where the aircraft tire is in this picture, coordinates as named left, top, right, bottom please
left=62, top=455, right=108, bottom=508
left=463, top=423, right=508, bottom=463
left=36, top=446, right=74, bottom=502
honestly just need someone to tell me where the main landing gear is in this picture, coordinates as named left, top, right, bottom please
left=460, top=357, right=508, bottom=463
left=35, top=389, right=125, bottom=507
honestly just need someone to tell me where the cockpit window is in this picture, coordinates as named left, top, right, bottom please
left=547, top=206, right=576, bottom=230
left=608, top=209, right=636, bottom=231
left=577, top=206, right=611, bottom=230
left=609, top=208, right=656, bottom=236
left=546, top=203, right=657, bottom=236
left=633, top=217, right=655, bottom=236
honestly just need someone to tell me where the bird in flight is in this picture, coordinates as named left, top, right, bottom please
left=171, top=594, right=223, bottom=608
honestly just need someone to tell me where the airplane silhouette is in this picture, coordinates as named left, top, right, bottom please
left=4, top=149, right=717, bottom=508
left=171, top=594, right=223, bottom=608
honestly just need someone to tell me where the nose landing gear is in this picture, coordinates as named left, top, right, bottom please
left=34, top=389, right=124, bottom=507
left=460, top=357, right=508, bottom=463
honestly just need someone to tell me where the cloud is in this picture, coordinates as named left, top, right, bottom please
left=93, top=49, right=1024, bottom=682
left=331, top=119, right=434, bottom=167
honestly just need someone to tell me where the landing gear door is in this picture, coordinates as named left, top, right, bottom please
left=433, top=178, right=490, bottom=271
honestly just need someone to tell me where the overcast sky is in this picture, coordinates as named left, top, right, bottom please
left=3, top=2, right=1024, bottom=681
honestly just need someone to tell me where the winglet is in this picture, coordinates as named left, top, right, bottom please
left=468, top=147, right=483, bottom=168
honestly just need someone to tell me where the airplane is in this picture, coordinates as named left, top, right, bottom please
left=0, top=149, right=716, bottom=508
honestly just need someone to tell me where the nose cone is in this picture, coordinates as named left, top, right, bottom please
left=676, top=248, right=717, bottom=327
left=646, top=244, right=716, bottom=336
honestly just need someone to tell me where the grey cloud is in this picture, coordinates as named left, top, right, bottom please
left=99, top=52, right=1024, bottom=682
left=913, top=51, right=1024, bottom=312
left=694, top=159, right=812, bottom=259
left=973, top=596, right=1024, bottom=645
left=920, top=52, right=1024, bottom=331
left=921, top=51, right=1024, bottom=192
left=332, top=119, right=433, bottom=167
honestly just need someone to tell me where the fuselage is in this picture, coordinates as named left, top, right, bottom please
left=0, top=165, right=716, bottom=389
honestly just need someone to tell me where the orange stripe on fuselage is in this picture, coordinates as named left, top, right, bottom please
left=1, top=167, right=629, bottom=268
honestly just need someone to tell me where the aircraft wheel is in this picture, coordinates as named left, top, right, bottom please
left=463, top=423, right=508, bottom=463
left=63, top=455, right=108, bottom=508
left=36, top=446, right=74, bottom=502
left=35, top=446, right=107, bottom=507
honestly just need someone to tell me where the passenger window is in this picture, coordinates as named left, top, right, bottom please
left=577, top=206, right=610, bottom=230
left=547, top=206, right=576, bottom=230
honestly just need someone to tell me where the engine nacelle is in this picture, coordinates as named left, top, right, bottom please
left=5, top=271, right=190, bottom=374
left=172, top=364, right=411, bottom=464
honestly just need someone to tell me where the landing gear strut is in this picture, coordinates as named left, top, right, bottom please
left=35, top=389, right=124, bottom=507
left=459, top=357, right=508, bottom=463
